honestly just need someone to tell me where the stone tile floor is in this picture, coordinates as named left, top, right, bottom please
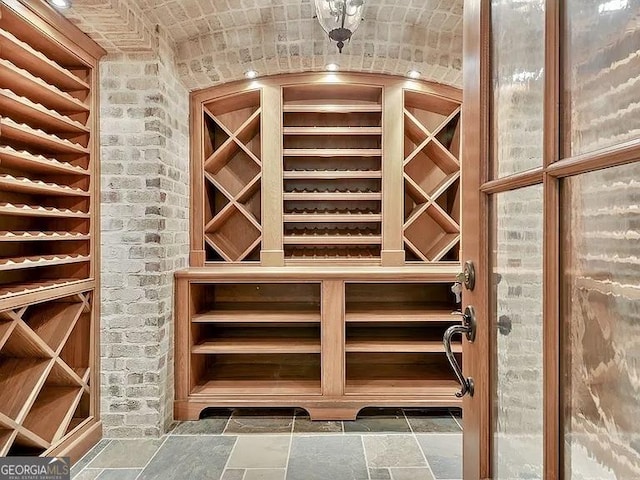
left=72, top=408, right=462, bottom=480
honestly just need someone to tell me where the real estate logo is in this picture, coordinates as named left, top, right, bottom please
left=0, top=457, right=70, bottom=480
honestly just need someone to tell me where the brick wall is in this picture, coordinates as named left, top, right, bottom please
left=99, top=28, right=189, bottom=437
left=65, top=0, right=463, bottom=90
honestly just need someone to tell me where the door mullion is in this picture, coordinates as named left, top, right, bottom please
left=543, top=173, right=561, bottom=480
left=543, top=0, right=561, bottom=476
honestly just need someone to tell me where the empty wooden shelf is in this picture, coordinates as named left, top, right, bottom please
left=0, top=0, right=103, bottom=462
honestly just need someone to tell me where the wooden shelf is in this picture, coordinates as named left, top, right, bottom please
left=0, top=203, right=89, bottom=218
left=346, top=329, right=460, bottom=353
left=283, top=126, right=382, bottom=135
left=0, top=174, right=89, bottom=197
left=284, top=213, right=382, bottom=223
left=0, top=118, right=89, bottom=155
left=283, top=148, right=382, bottom=157
left=0, top=88, right=89, bottom=134
left=192, top=359, right=321, bottom=396
left=284, top=235, right=382, bottom=245
left=0, top=60, right=88, bottom=114
left=193, top=378, right=321, bottom=396
left=193, top=304, right=320, bottom=323
left=283, top=170, right=382, bottom=179
left=0, top=279, right=85, bottom=301
left=346, top=304, right=455, bottom=322
left=193, top=337, right=320, bottom=354
left=283, top=192, right=382, bottom=201
left=345, top=358, right=460, bottom=396
left=0, top=231, right=90, bottom=242
left=346, top=338, right=460, bottom=353
left=0, top=29, right=89, bottom=91
left=0, top=146, right=89, bottom=176
left=283, top=104, right=382, bottom=113
left=0, top=255, right=90, bottom=272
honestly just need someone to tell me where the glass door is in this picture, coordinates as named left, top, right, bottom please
left=460, top=0, right=640, bottom=478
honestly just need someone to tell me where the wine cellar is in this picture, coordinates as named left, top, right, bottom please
left=0, top=0, right=104, bottom=460
left=176, top=73, right=464, bottom=420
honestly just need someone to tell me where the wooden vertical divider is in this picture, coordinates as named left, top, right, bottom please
left=260, top=84, right=284, bottom=266
left=381, top=84, right=406, bottom=265
left=321, top=280, right=345, bottom=397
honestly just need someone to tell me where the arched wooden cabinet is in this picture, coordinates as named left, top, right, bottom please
left=175, top=73, right=464, bottom=420
left=0, top=0, right=104, bottom=460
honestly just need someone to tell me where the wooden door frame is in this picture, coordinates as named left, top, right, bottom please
left=462, top=0, right=640, bottom=478
left=461, top=1, right=490, bottom=478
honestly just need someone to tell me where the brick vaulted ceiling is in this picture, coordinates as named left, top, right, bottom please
left=65, top=0, right=463, bottom=91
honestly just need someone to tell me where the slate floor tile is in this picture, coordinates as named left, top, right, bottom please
left=221, top=469, right=245, bottom=480
left=343, top=408, right=410, bottom=433
left=404, top=410, right=462, bottom=433
left=96, top=469, right=141, bottom=480
left=293, top=416, right=342, bottom=434
left=225, top=408, right=294, bottom=434
left=137, top=435, right=236, bottom=480
left=87, top=438, right=164, bottom=469
left=71, top=439, right=111, bottom=476
left=286, top=435, right=368, bottom=480
left=227, top=435, right=291, bottom=468
left=244, top=468, right=286, bottom=480
left=363, top=435, right=426, bottom=468
left=390, top=467, right=435, bottom=480
left=417, top=434, right=462, bottom=479
left=72, top=469, right=103, bottom=480
left=171, top=417, right=229, bottom=435
left=369, top=467, right=391, bottom=479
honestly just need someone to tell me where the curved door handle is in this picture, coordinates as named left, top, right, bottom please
left=443, top=305, right=476, bottom=398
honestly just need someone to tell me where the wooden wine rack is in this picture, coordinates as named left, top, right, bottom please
left=0, top=0, right=104, bottom=461
left=403, top=91, right=461, bottom=262
left=202, top=90, right=262, bottom=262
left=282, top=84, right=383, bottom=262
left=179, top=73, right=463, bottom=420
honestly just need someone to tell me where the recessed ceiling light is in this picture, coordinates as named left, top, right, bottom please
left=407, top=70, right=421, bottom=79
left=49, top=0, right=71, bottom=9
left=245, top=70, right=258, bottom=79
left=326, top=63, right=339, bottom=72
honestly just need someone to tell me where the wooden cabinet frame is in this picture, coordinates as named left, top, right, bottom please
left=174, top=268, right=463, bottom=420
left=178, top=72, right=467, bottom=420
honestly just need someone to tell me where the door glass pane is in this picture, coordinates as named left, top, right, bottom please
left=491, top=0, right=545, bottom=178
left=564, top=1, right=640, bottom=156
left=562, top=162, right=640, bottom=479
left=491, top=184, right=544, bottom=479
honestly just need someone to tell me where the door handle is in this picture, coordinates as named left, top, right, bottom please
left=444, top=305, right=476, bottom=398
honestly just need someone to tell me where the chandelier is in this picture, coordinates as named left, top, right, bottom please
left=314, top=0, right=365, bottom=53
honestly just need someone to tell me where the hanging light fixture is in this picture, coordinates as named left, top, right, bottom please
left=314, top=0, right=365, bottom=53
